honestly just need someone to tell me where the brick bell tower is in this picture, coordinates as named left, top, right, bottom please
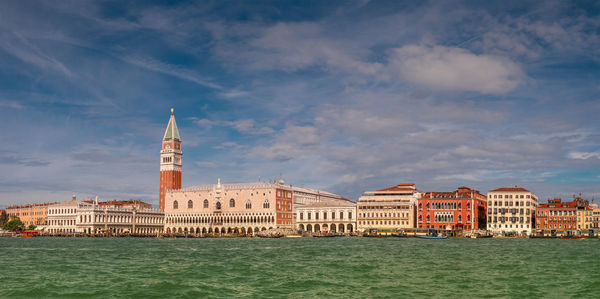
left=159, top=108, right=182, bottom=211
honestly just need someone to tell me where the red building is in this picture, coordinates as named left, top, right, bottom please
left=417, top=186, right=487, bottom=230
left=159, top=109, right=182, bottom=211
left=536, top=197, right=587, bottom=232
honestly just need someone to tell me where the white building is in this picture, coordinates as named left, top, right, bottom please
left=47, top=197, right=82, bottom=234
left=486, top=187, right=538, bottom=235
left=296, top=200, right=356, bottom=234
left=292, top=186, right=349, bottom=207
left=47, top=197, right=163, bottom=235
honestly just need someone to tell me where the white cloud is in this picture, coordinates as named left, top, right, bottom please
left=122, top=55, right=222, bottom=89
left=568, top=152, right=600, bottom=160
left=387, top=45, right=525, bottom=94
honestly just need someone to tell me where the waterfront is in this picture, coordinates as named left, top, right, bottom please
left=1, top=238, right=598, bottom=298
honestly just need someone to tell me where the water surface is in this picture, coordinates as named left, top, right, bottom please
left=1, top=237, right=598, bottom=298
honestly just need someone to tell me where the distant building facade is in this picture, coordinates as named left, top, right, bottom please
left=487, top=187, right=538, bottom=235
left=535, top=198, right=586, bottom=233
left=164, top=180, right=293, bottom=235
left=292, top=186, right=348, bottom=207
left=577, top=201, right=598, bottom=232
left=47, top=198, right=81, bottom=234
left=6, top=202, right=55, bottom=227
left=296, top=200, right=356, bottom=233
left=417, top=186, right=487, bottom=230
left=357, top=183, right=420, bottom=233
left=47, top=197, right=163, bottom=235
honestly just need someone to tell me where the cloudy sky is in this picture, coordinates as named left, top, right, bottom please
left=1, top=0, right=599, bottom=207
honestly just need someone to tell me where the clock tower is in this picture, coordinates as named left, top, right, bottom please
left=159, top=108, right=182, bottom=211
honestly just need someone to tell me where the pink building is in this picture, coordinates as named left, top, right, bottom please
left=164, top=179, right=293, bottom=235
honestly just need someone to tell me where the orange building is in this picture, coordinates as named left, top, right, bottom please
left=6, top=203, right=55, bottom=227
left=417, top=186, right=487, bottom=230
left=536, top=197, right=588, bottom=232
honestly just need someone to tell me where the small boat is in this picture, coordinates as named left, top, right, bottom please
left=285, top=234, right=302, bottom=238
left=333, top=234, right=345, bottom=237
left=417, top=235, right=449, bottom=239
left=560, top=236, right=586, bottom=239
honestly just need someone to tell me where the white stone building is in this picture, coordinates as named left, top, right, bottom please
left=296, top=200, right=356, bottom=233
left=292, top=186, right=349, bottom=207
left=47, top=197, right=163, bottom=235
left=486, top=187, right=538, bottom=235
left=47, top=197, right=82, bottom=234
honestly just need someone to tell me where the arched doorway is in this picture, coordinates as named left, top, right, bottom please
left=306, top=224, right=312, bottom=232
left=299, top=224, right=305, bottom=231
left=339, top=224, right=345, bottom=232
left=347, top=224, right=353, bottom=232
left=315, top=224, right=320, bottom=232
left=330, top=224, right=336, bottom=233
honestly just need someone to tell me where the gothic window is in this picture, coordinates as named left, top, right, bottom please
left=230, top=198, right=235, bottom=208
left=203, top=199, right=209, bottom=208
left=216, top=202, right=222, bottom=210
left=246, top=201, right=252, bottom=209
left=263, top=200, right=270, bottom=209
left=188, top=200, right=193, bottom=209
left=173, top=200, right=178, bottom=209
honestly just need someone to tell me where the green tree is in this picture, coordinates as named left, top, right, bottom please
left=0, top=210, right=8, bottom=226
left=27, top=224, right=37, bottom=231
left=2, top=218, right=24, bottom=231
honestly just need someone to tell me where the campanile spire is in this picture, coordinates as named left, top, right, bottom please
left=159, top=108, right=182, bottom=211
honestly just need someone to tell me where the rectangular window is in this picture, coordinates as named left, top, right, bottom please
left=300, top=213, right=303, bottom=220
left=349, top=212, right=352, bottom=219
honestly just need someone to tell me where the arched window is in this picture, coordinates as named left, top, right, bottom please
left=188, top=200, right=193, bottom=209
left=467, top=214, right=471, bottom=222
left=458, top=214, right=462, bottom=223
left=263, top=200, right=270, bottom=209
left=230, top=198, right=235, bottom=208
left=216, top=202, right=222, bottom=210
left=203, top=199, right=209, bottom=208
left=173, top=200, right=178, bottom=209
left=246, top=201, right=252, bottom=209
left=426, top=215, right=430, bottom=222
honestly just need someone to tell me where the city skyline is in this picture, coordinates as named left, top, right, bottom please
left=1, top=1, right=600, bottom=207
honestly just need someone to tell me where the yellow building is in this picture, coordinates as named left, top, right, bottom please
left=357, top=183, right=421, bottom=233
left=578, top=203, right=599, bottom=232
left=6, top=203, right=55, bottom=227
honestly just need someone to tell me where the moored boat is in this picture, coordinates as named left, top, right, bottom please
left=560, top=236, right=587, bottom=239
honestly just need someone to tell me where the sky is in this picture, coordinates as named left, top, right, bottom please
left=1, top=0, right=599, bottom=207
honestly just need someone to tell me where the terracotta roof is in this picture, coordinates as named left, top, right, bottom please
left=7, top=202, right=58, bottom=209
left=489, top=187, right=531, bottom=193
left=376, top=184, right=416, bottom=192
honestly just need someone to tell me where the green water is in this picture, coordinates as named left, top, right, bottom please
left=0, top=237, right=599, bottom=298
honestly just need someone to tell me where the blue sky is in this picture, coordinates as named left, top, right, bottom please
left=1, top=0, right=599, bottom=207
